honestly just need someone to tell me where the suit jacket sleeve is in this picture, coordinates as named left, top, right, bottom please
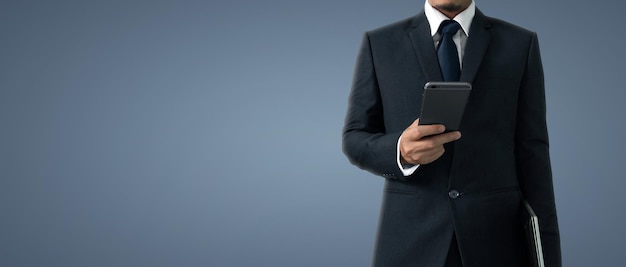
left=342, top=33, right=406, bottom=180
left=515, top=33, right=562, bottom=267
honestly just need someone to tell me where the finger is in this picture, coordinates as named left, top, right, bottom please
left=403, top=124, right=445, bottom=142
left=413, top=124, right=446, bottom=139
left=409, top=118, right=443, bottom=131
left=430, top=131, right=462, bottom=145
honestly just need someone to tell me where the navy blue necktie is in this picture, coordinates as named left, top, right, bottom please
left=437, top=20, right=461, bottom=81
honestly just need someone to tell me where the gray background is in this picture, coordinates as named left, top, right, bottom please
left=1, top=0, right=624, bottom=266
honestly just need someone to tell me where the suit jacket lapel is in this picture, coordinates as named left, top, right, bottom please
left=460, top=9, right=492, bottom=83
left=409, top=11, right=443, bottom=82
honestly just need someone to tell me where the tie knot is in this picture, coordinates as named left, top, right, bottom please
left=439, top=20, right=460, bottom=35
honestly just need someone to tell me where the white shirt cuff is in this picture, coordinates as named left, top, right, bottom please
left=397, top=135, right=420, bottom=176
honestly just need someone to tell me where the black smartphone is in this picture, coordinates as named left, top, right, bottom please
left=418, top=81, right=472, bottom=131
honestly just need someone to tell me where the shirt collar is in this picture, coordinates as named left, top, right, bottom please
left=424, top=0, right=475, bottom=37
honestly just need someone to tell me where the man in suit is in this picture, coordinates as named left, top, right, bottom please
left=342, top=0, right=561, bottom=266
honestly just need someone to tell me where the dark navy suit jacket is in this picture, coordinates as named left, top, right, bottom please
left=342, top=9, right=561, bottom=267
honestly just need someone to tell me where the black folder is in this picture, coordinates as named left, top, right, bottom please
left=522, top=200, right=545, bottom=267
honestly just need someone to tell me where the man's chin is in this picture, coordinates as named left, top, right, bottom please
left=436, top=4, right=465, bottom=12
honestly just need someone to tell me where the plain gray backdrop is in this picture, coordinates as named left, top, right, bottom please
left=1, top=0, right=624, bottom=266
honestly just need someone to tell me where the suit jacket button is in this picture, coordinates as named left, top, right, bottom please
left=448, top=189, right=461, bottom=199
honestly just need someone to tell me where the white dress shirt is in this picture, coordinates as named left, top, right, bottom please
left=396, top=0, right=476, bottom=176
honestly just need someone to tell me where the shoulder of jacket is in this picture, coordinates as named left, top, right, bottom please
left=481, top=14, right=535, bottom=36
left=366, top=14, right=422, bottom=37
